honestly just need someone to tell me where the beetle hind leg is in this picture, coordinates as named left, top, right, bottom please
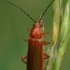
left=44, top=53, right=49, bottom=59
left=22, top=55, right=27, bottom=64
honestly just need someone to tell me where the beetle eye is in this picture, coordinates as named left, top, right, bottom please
left=40, top=24, right=42, bottom=27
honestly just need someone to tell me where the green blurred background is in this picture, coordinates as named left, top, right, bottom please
left=0, top=0, right=70, bottom=70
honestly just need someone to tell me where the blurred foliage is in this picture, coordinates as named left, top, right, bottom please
left=47, top=0, right=70, bottom=70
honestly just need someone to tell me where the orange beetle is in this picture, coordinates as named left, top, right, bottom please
left=5, top=0, right=55, bottom=70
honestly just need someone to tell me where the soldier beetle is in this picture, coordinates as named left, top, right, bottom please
left=5, top=0, right=55, bottom=70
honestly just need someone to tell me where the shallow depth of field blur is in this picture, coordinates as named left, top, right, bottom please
left=0, top=0, right=70, bottom=70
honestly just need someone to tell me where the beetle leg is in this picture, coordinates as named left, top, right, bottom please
left=22, top=55, right=27, bottom=64
left=24, top=39, right=29, bottom=42
left=44, top=53, right=49, bottom=59
left=42, top=41, right=50, bottom=45
left=42, top=32, right=49, bottom=36
left=27, top=29, right=31, bottom=32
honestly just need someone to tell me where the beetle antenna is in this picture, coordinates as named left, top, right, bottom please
left=39, top=0, right=55, bottom=23
left=5, top=0, right=36, bottom=23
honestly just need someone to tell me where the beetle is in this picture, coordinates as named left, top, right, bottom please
left=5, top=0, right=55, bottom=70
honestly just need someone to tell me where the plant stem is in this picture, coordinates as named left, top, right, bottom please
left=55, top=0, right=70, bottom=70
left=47, top=0, right=60, bottom=70
left=52, top=0, right=60, bottom=43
